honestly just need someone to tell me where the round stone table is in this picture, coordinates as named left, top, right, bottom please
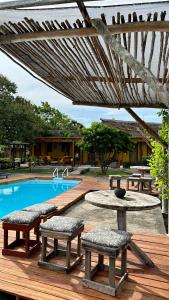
left=85, top=190, right=161, bottom=267
left=130, top=166, right=151, bottom=176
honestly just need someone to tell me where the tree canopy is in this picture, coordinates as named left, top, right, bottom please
left=0, top=74, right=83, bottom=144
left=35, top=101, right=83, bottom=136
left=79, top=122, right=134, bottom=174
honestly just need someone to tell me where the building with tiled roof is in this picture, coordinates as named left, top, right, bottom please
left=101, top=119, right=161, bottom=164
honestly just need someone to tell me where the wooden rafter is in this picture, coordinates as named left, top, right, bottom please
left=0, top=0, right=97, bottom=10
left=126, top=108, right=167, bottom=148
left=1, top=21, right=169, bottom=45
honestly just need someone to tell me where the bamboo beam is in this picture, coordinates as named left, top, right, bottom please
left=0, top=0, right=97, bottom=9
left=72, top=101, right=162, bottom=109
left=47, top=75, right=166, bottom=84
left=126, top=108, right=167, bottom=148
left=1, top=21, right=169, bottom=45
left=92, top=18, right=169, bottom=108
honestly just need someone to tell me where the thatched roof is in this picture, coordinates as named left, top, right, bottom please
left=101, top=119, right=161, bottom=139
left=0, top=1, right=169, bottom=109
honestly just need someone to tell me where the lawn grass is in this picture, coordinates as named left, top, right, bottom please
left=5, top=166, right=130, bottom=177
left=6, top=167, right=56, bottom=175
left=81, top=168, right=130, bottom=177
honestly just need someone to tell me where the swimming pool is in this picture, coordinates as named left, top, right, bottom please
left=0, top=179, right=80, bottom=218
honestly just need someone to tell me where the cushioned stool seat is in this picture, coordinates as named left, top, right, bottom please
left=38, top=216, right=84, bottom=273
left=82, top=229, right=131, bottom=296
left=23, top=203, right=58, bottom=222
left=2, top=210, right=41, bottom=258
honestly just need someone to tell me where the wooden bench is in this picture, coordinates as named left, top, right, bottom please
left=82, top=229, right=131, bottom=296
left=38, top=216, right=84, bottom=273
left=2, top=210, right=41, bottom=258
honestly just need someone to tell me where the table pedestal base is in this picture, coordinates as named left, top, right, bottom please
left=128, top=240, right=154, bottom=267
left=117, top=210, right=154, bottom=267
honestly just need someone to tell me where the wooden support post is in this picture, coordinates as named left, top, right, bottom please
left=126, top=108, right=167, bottom=148
left=92, top=19, right=169, bottom=108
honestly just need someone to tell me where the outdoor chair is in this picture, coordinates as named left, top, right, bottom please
left=38, top=216, right=84, bottom=273
left=82, top=229, right=131, bottom=296
left=109, top=175, right=122, bottom=189
left=23, top=203, right=58, bottom=222
left=2, top=210, right=41, bottom=258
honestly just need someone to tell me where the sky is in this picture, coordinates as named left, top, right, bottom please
left=0, top=0, right=164, bottom=126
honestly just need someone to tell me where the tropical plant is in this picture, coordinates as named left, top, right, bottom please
left=79, top=122, right=134, bottom=174
left=148, top=110, right=169, bottom=213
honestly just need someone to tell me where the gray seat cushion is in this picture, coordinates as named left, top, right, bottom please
left=1, top=210, right=41, bottom=224
left=40, top=216, right=83, bottom=233
left=109, top=175, right=121, bottom=179
left=82, top=229, right=131, bottom=249
left=23, top=203, right=57, bottom=214
left=127, top=176, right=140, bottom=180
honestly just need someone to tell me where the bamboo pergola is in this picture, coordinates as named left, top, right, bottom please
left=0, top=0, right=169, bottom=147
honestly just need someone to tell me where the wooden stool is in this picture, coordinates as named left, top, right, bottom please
left=139, top=177, right=153, bottom=193
left=2, top=210, right=41, bottom=258
left=23, top=203, right=58, bottom=222
left=38, top=216, right=84, bottom=273
left=82, top=229, right=131, bottom=296
left=109, top=175, right=121, bottom=189
left=127, top=177, right=140, bottom=191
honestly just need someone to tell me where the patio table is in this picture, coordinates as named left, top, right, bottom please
left=130, top=166, right=151, bottom=176
left=85, top=190, right=161, bottom=267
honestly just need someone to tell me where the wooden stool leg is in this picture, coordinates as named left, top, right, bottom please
left=35, top=224, right=40, bottom=243
left=140, top=181, right=143, bottom=192
left=77, top=234, right=81, bottom=257
left=16, top=231, right=20, bottom=241
left=149, top=181, right=152, bottom=192
left=109, top=179, right=113, bottom=190
left=66, top=241, right=71, bottom=269
left=25, top=231, right=30, bottom=253
left=54, top=239, right=58, bottom=255
left=85, top=249, right=91, bottom=280
left=4, top=229, right=8, bottom=249
left=109, top=256, right=116, bottom=288
left=117, top=180, right=121, bottom=188
left=98, top=254, right=104, bottom=271
left=126, top=180, right=129, bottom=190
left=41, top=236, right=47, bottom=261
left=121, top=248, right=127, bottom=275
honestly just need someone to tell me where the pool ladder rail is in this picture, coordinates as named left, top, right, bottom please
left=52, top=167, right=69, bottom=178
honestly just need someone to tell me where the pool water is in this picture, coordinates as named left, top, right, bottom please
left=0, top=179, right=80, bottom=218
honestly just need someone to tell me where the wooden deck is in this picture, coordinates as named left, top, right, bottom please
left=0, top=176, right=168, bottom=300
